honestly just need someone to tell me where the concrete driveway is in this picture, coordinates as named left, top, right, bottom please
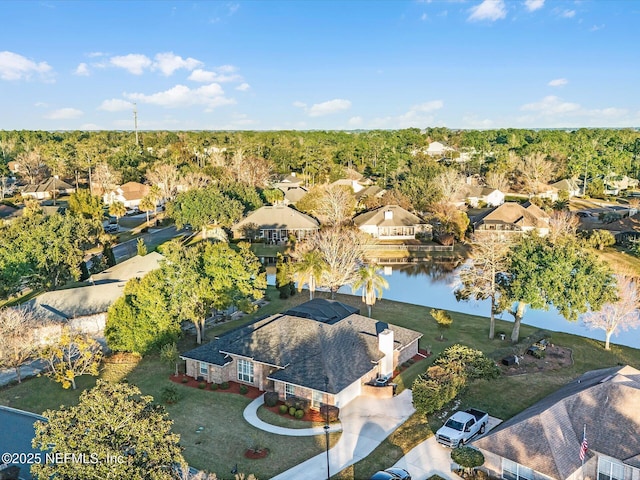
left=272, top=389, right=415, bottom=480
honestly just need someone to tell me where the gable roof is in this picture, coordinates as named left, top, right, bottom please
left=474, top=365, right=640, bottom=478
left=232, top=205, right=319, bottom=232
left=552, top=178, right=580, bottom=192
left=282, top=186, right=308, bottom=204
left=116, top=182, right=150, bottom=201
left=355, top=185, right=385, bottom=200
left=467, top=186, right=502, bottom=198
left=476, top=201, right=549, bottom=228
left=354, top=204, right=424, bottom=228
left=284, top=298, right=359, bottom=323
left=22, top=177, right=74, bottom=194
left=0, top=204, right=22, bottom=220
left=182, top=300, right=422, bottom=394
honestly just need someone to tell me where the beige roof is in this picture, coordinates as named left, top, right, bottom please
left=355, top=185, right=385, bottom=200
left=552, top=178, right=580, bottom=192
left=354, top=204, right=425, bottom=228
left=467, top=186, right=501, bottom=197
left=474, top=366, right=640, bottom=478
left=117, top=182, right=150, bottom=201
left=232, top=205, right=319, bottom=232
left=478, top=202, right=549, bottom=228
left=22, top=177, right=74, bottom=194
left=282, top=186, right=308, bottom=204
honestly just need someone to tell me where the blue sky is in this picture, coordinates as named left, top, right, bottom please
left=1, top=0, right=638, bottom=131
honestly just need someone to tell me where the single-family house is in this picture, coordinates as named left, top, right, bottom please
left=103, top=181, right=150, bottom=209
left=589, top=212, right=640, bottom=244
left=273, top=173, right=304, bottom=191
left=473, top=365, right=640, bottom=480
left=606, top=175, right=639, bottom=194
left=551, top=178, right=581, bottom=198
left=331, top=178, right=368, bottom=193
left=21, top=177, right=75, bottom=200
left=354, top=204, right=432, bottom=240
left=181, top=298, right=422, bottom=408
left=281, top=186, right=308, bottom=205
left=425, top=141, right=455, bottom=158
left=474, top=202, right=550, bottom=236
left=231, top=205, right=319, bottom=243
left=26, top=252, right=164, bottom=339
left=466, top=186, right=505, bottom=208
left=530, top=183, right=559, bottom=202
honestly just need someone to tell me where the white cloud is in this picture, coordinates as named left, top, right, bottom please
left=87, top=52, right=106, bottom=58
left=44, top=108, right=83, bottom=120
left=235, top=83, right=250, bottom=91
left=590, top=24, right=605, bottom=31
left=153, top=52, right=202, bottom=76
left=370, top=100, right=444, bottom=128
left=521, top=96, right=580, bottom=115
left=461, top=115, right=494, bottom=129
left=524, top=0, right=544, bottom=12
left=99, top=99, right=133, bottom=112
left=468, top=0, right=507, bottom=22
left=124, top=83, right=235, bottom=109
left=80, top=123, right=101, bottom=130
left=187, top=68, right=241, bottom=83
left=348, top=116, right=363, bottom=127
left=109, top=54, right=152, bottom=75
left=218, top=65, right=237, bottom=73
left=558, top=9, right=575, bottom=18
left=548, top=78, right=568, bottom=87
left=188, top=69, right=217, bottom=82
left=413, top=100, right=444, bottom=112
left=74, top=63, right=90, bottom=76
left=308, top=99, right=352, bottom=117
left=293, top=101, right=307, bottom=109
left=0, top=51, right=53, bottom=81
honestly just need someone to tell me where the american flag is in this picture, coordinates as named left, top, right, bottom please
left=579, top=431, right=588, bottom=462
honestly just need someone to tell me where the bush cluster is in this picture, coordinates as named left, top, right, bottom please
left=319, top=404, right=340, bottom=423
left=239, top=385, right=249, bottom=394
left=219, top=382, right=230, bottom=390
left=284, top=396, right=310, bottom=413
left=210, top=383, right=218, bottom=390
left=161, top=386, right=179, bottom=404
left=198, top=382, right=207, bottom=389
left=279, top=405, right=288, bottom=414
left=264, top=391, right=279, bottom=407
left=294, top=409, right=304, bottom=419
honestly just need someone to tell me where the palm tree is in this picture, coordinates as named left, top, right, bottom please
left=293, top=251, right=328, bottom=300
left=108, top=201, right=126, bottom=228
left=352, top=263, right=389, bottom=317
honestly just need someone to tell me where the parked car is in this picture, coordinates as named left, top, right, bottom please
left=435, top=408, right=489, bottom=447
left=370, top=467, right=411, bottom=480
left=104, top=224, right=119, bottom=233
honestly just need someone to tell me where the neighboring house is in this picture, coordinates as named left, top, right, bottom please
left=551, top=178, right=581, bottom=198
left=26, top=252, right=164, bottom=339
left=7, top=160, right=20, bottom=174
left=355, top=185, right=387, bottom=208
left=181, top=298, right=422, bottom=409
left=273, top=173, right=304, bottom=191
left=331, top=178, right=368, bottom=193
left=590, top=212, right=640, bottom=244
left=466, top=186, right=505, bottom=208
left=231, top=205, right=320, bottom=243
left=281, top=186, right=308, bottom=205
left=103, top=181, right=150, bottom=208
left=606, top=175, right=639, bottom=194
left=473, top=365, right=640, bottom=480
left=474, top=202, right=550, bottom=236
left=21, top=177, right=75, bottom=200
left=354, top=204, right=432, bottom=240
left=530, top=183, right=559, bottom=202
left=425, top=141, right=455, bottom=157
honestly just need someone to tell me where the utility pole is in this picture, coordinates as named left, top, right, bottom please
left=133, top=103, right=139, bottom=147
left=583, top=156, right=588, bottom=196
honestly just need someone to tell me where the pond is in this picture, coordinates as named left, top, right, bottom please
left=268, top=259, right=640, bottom=350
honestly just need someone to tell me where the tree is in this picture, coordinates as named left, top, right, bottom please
left=485, top=171, right=509, bottom=192
left=38, top=327, right=102, bottom=390
left=587, top=229, right=616, bottom=251
left=351, top=263, right=389, bottom=317
left=451, top=447, right=485, bottom=474
left=16, top=148, right=45, bottom=184
left=582, top=275, right=640, bottom=350
left=431, top=309, right=453, bottom=341
left=32, top=380, right=184, bottom=480
left=139, top=195, right=156, bottom=226
left=68, top=189, right=104, bottom=220
left=276, top=252, right=295, bottom=299
left=160, top=342, right=180, bottom=376
left=0, top=307, right=40, bottom=383
left=518, top=153, right=554, bottom=194
left=435, top=169, right=467, bottom=200
left=262, top=188, right=284, bottom=205
left=314, top=184, right=356, bottom=226
left=147, top=163, right=180, bottom=201
left=292, top=250, right=328, bottom=300
left=109, top=201, right=126, bottom=227
left=500, top=235, right=617, bottom=342
left=456, top=234, right=512, bottom=339
left=548, top=210, right=579, bottom=243
left=428, top=201, right=469, bottom=241
left=92, top=162, right=121, bottom=196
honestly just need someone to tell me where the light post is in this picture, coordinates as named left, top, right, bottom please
left=324, top=375, right=330, bottom=480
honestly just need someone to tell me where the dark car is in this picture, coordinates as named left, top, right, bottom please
left=370, top=467, right=411, bottom=480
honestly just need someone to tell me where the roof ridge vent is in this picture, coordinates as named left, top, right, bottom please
left=599, top=374, right=613, bottom=383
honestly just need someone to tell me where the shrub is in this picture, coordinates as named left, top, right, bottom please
left=279, top=405, right=288, bottom=414
left=181, top=377, right=189, bottom=384
left=294, top=409, right=304, bottom=419
left=452, top=446, right=485, bottom=472
left=220, top=382, right=230, bottom=390
left=210, top=383, right=218, bottom=390
left=264, top=391, right=279, bottom=407
left=319, top=404, right=340, bottom=423
left=402, top=362, right=411, bottom=368
left=428, top=476, right=447, bottom=480
left=198, top=382, right=206, bottom=389
left=239, top=385, right=249, bottom=394
left=161, top=386, right=179, bottom=404
left=407, top=358, right=415, bottom=365
left=288, top=406, right=297, bottom=416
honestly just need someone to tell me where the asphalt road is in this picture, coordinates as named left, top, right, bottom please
left=111, top=225, right=185, bottom=263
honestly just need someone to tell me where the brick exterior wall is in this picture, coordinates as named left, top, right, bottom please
left=397, top=338, right=419, bottom=365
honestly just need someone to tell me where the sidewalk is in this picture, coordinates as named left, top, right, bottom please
left=0, top=359, right=47, bottom=387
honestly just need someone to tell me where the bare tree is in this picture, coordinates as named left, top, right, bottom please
left=146, top=163, right=180, bottom=201
left=455, top=234, right=512, bottom=339
left=0, top=307, right=40, bottom=383
left=315, top=184, right=356, bottom=226
left=232, top=155, right=274, bottom=188
left=582, top=275, right=640, bottom=350
left=303, top=226, right=372, bottom=299
left=548, top=210, right=580, bottom=244
left=181, top=171, right=211, bottom=191
left=16, top=148, right=45, bottom=184
left=518, top=153, right=554, bottom=194
left=92, top=162, right=121, bottom=196
left=435, top=169, right=467, bottom=201
left=485, top=171, right=510, bottom=192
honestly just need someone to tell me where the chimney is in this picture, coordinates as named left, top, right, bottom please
left=384, top=210, right=393, bottom=220
left=291, top=172, right=296, bottom=177
left=378, top=329, right=394, bottom=378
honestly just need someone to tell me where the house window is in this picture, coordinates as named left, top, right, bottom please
left=311, top=390, right=324, bottom=409
left=237, top=359, right=254, bottom=384
left=285, top=383, right=295, bottom=399
left=598, top=458, right=625, bottom=480
left=199, top=362, right=208, bottom=377
left=502, top=459, right=533, bottom=480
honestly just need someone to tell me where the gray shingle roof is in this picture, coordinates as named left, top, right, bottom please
left=473, top=365, right=640, bottom=478
left=181, top=300, right=423, bottom=394
left=232, top=205, right=319, bottom=232
left=353, top=205, right=425, bottom=228
left=22, top=177, right=74, bottom=194
left=284, top=298, right=359, bottom=323
left=475, top=201, right=549, bottom=229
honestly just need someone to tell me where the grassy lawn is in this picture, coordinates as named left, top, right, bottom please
left=596, top=245, right=640, bottom=276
